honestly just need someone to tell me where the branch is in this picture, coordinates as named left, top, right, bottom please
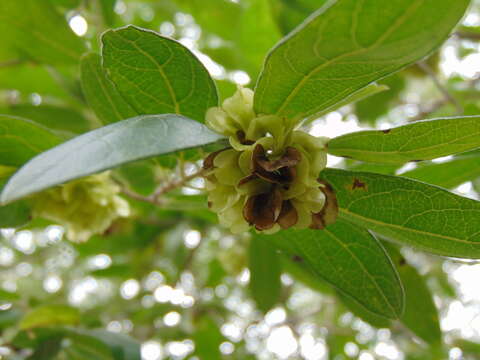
left=418, top=61, right=463, bottom=115
left=0, top=59, right=24, bottom=68
left=409, top=98, right=449, bottom=122
left=455, top=30, right=480, bottom=41
left=120, top=167, right=207, bottom=206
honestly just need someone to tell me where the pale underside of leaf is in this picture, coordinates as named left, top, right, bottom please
left=1, top=115, right=224, bottom=204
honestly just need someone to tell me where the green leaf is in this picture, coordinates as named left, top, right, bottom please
left=337, top=291, right=392, bottom=328
left=98, top=0, right=117, bottom=27
left=0, top=201, right=31, bottom=228
left=0, top=104, right=90, bottom=134
left=269, top=0, right=327, bottom=35
left=262, top=219, right=404, bottom=319
left=0, top=0, right=86, bottom=64
left=0, top=115, right=62, bottom=167
left=102, top=25, right=218, bottom=122
left=0, top=309, right=22, bottom=329
left=27, top=337, right=63, bottom=360
left=75, top=329, right=141, bottom=360
left=0, top=63, right=69, bottom=99
left=238, top=0, right=282, bottom=79
left=248, top=237, right=282, bottom=312
left=20, top=305, right=80, bottom=330
left=254, top=0, right=469, bottom=120
left=327, top=116, right=480, bottom=164
left=304, top=82, right=389, bottom=123
left=80, top=53, right=137, bottom=125
left=383, top=243, right=442, bottom=345
left=400, top=155, right=480, bottom=189
left=62, top=328, right=140, bottom=360
left=0, top=289, right=20, bottom=302
left=0, top=114, right=224, bottom=204
left=192, top=317, right=224, bottom=360
left=320, top=168, right=480, bottom=258
left=355, top=74, right=406, bottom=125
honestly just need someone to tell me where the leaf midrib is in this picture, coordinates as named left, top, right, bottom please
left=273, top=0, right=424, bottom=116
left=340, top=208, right=478, bottom=246
left=112, top=29, right=180, bottom=114
left=323, top=228, right=400, bottom=317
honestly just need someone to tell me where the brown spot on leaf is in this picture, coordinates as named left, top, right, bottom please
left=382, top=129, right=391, bottom=134
left=351, top=178, right=368, bottom=191
left=311, top=181, right=338, bottom=229
left=399, top=257, right=407, bottom=266
left=291, top=255, right=303, bottom=263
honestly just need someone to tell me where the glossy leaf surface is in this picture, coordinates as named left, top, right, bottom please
left=254, top=0, right=469, bottom=120
left=321, top=168, right=480, bottom=258
left=262, top=220, right=404, bottom=319
left=327, top=116, right=480, bottom=164
left=102, top=26, right=218, bottom=122
left=1, top=115, right=224, bottom=204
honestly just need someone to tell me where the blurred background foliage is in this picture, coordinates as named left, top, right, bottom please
left=2, top=0, right=480, bottom=359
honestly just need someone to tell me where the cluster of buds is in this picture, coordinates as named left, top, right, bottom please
left=204, top=88, right=337, bottom=234
left=32, top=172, right=130, bottom=242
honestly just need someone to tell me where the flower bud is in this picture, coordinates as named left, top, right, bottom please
left=31, top=172, right=130, bottom=242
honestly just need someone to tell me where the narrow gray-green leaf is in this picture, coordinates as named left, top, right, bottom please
left=80, top=53, right=137, bottom=124
left=249, top=237, right=282, bottom=312
left=383, top=243, right=442, bottom=345
left=261, top=219, right=404, bottom=319
left=0, top=115, right=62, bottom=167
left=320, top=168, right=480, bottom=258
left=1, top=114, right=224, bottom=204
left=102, top=25, right=218, bottom=122
left=0, top=0, right=86, bottom=64
left=327, top=116, right=480, bottom=164
left=400, top=155, right=480, bottom=189
left=254, top=0, right=469, bottom=120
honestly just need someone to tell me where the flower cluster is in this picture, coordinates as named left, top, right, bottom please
left=32, top=172, right=130, bottom=242
left=204, top=88, right=337, bottom=234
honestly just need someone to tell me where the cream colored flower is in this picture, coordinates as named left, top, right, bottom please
left=32, top=172, right=130, bottom=242
left=204, top=88, right=337, bottom=234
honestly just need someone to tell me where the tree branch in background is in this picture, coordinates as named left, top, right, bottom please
left=455, top=30, right=480, bottom=42
left=409, top=98, right=450, bottom=122
left=418, top=61, right=463, bottom=115
left=0, top=59, right=24, bottom=68
left=120, top=166, right=207, bottom=206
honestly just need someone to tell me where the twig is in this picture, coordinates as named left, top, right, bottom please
left=0, top=59, right=24, bottom=68
left=120, top=167, right=208, bottom=206
left=455, top=30, right=480, bottom=41
left=417, top=61, right=463, bottom=114
left=150, top=167, right=207, bottom=201
left=409, top=98, right=449, bottom=122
